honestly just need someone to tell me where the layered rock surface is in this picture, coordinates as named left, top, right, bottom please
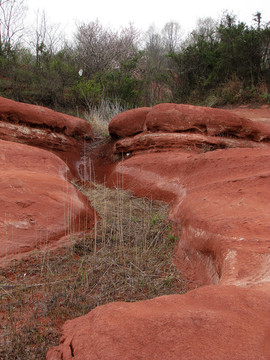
left=0, top=139, right=94, bottom=266
left=47, top=285, right=270, bottom=360
left=48, top=104, right=270, bottom=359
left=109, top=103, right=270, bottom=140
left=0, top=96, right=93, bottom=177
left=0, top=97, right=95, bottom=266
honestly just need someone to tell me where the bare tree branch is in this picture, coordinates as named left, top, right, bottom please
left=0, top=0, right=26, bottom=53
left=75, top=20, right=140, bottom=76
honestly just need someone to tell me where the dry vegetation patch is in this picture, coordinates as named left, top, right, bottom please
left=1, top=183, right=187, bottom=359
left=84, top=99, right=126, bottom=138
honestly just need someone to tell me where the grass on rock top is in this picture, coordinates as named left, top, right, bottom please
left=0, top=183, right=187, bottom=360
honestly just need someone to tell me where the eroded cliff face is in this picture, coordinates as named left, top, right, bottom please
left=47, top=103, right=270, bottom=360
left=0, top=97, right=95, bottom=266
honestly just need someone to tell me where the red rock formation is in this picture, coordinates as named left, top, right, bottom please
left=109, top=103, right=270, bottom=141
left=0, top=96, right=93, bottom=177
left=45, top=104, right=270, bottom=359
left=0, top=139, right=94, bottom=266
left=109, top=149, right=270, bottom=287
left=114, top=131, right=268, bottom=156
left=146, top=103, right=270, bottom=140
left=0, top=96, right=92, bottom=138
left=226, top=104, right=270, bottom=124
left=47, top=285, right=270, bottom=360
left=109, top=107, right=151, bottom=138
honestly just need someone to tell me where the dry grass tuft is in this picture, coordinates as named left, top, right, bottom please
left=84, top=99, right=126, bottom=138
left=0, top=183, right=187, bottom=359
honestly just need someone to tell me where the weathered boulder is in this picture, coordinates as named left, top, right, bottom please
left=109, top=103, right=270, bottom=141
left=0, top=96, right=93, bottom=177
left=0, top=96, right=92, bottom=138
left=48, top=104, right=270, bottom=359
left=0, top=139, right=94, bottom=266
left=146, top=103, right=270, bottom=140
left=109, top=107, right=151, bottom=138
left=47, top=285, right=270, bottom=360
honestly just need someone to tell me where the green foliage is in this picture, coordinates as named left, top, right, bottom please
left=150, top=214, right=163, bottom=226
left=262, top=92, right=270, bottom=103
left=101, top=70, right=141, bottom=107
left=75, top=78, right=102, bottom=108
left=91, top=55, right=145, bottom=108
left=0, top=11, right=269, bottom=108
left=169, top=12, right=270, bottom=104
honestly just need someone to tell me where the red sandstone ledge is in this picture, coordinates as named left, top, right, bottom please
left=48, top=104, right=270, bottom=359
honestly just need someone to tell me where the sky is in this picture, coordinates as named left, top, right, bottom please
left=25, top=0, right=270, bottom=40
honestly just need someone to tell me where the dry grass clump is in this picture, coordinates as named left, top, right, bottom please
left=0, top=183, right=187, bottom=359
left=84, top=99, right=126, bottom=138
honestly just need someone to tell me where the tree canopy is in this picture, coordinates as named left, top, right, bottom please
left=0, top=1, right=269, bottom=110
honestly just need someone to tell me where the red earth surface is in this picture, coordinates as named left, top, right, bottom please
left=0, top=98, right=269, bottom=359
left=47, top=103, right=270, bottom=359
left=0, top=139, right=94, bottom=266
left=0, top=97, right=95, bottom=266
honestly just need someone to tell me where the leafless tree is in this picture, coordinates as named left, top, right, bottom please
left=253, top=12, right=262, bottom=29
left=144, top=24, right=166, bottom=70
left=29, top=9, right=64, bottom=67
left=162, top=21, right=182, bottom=52
left=196, top=17, right=217, bottom=40
left=182, top=17, right=217, bottom=47
left=0, top=0, right=26, bottom=54
left=75, top=20, right=140, bottom=76
left=141, top=25, right=172, bottom=104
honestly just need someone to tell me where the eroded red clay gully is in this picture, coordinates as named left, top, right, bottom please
left=47, top=104, right=270, bottom=359
left=0, top=97, right=269, bottom=359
